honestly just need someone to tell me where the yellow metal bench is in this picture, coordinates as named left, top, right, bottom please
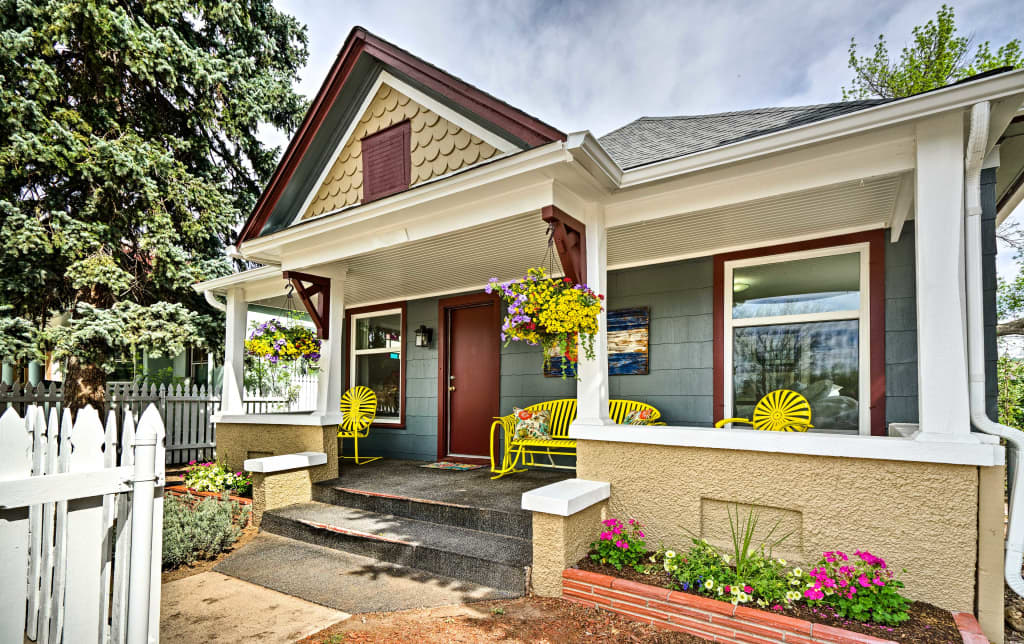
left=489, top=399, right=662, bottom=479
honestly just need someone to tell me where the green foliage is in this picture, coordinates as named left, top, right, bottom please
left=843, top=4, right=1023, bottom=99
left=803, top=550, right=910, bottom=626
left=660, top=539, right=803, bottom=608
left=999, top=355, right=1024, bottom=429
left=0, top=306, right=43, bottom=363
left=0, top=0, right=309, bottom=390
left=726, top=504, right=793, bottom=579
left=184, top=461, right=252, bottom=496
left=162, top=493, right=249, bottom=569
left=589, top=518, right=648, bottom=572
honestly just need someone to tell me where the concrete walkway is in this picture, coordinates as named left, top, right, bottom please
left=161, top=571, right=348, bottom=643
left=213, top=533, right=514, bottom=613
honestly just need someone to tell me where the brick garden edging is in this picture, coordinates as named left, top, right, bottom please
left=562, top=568, right=989, bottom=644
left=166, top=485, right=253, bottom=527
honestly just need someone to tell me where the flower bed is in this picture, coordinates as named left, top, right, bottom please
left=165, top=486, right=252, bottom=527
left=562, top=566, right=986, bottom=644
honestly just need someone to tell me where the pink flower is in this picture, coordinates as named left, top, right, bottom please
left=743, top=585, right=753, bottom=593
left=613, top=525, right=623, bottom=535
left=771, top=605, right=782, bottom=611
left=723, top=585, right=731, bottom=593
left=615, top=540, right=629, bottom=550
left=857, top=574, right=871, bottom=588
left=873, top=576, right=885, bottom=587
left=602, top=519, right=617, bottom=527
left=637, top=531, right=645, bottom=538
left=628, top=519, right=636, bottom=525
left=600, top=531, right=612, bottom=541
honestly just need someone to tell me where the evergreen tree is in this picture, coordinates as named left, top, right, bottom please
left=0, top=1, right=308, bottom=411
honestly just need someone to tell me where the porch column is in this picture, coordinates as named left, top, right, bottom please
left=913, top=112, right=971, bottom=438
left=573, top=203, right=613, bottom=427
left=221, top=287, right=247, bottom=415
left=315, top=267, right=346, bottom=423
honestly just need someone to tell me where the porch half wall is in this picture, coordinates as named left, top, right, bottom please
left=349, top=222, right=944, bottom=461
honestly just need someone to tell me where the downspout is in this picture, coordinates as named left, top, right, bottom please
left=964, top=100, right=1024, bottom=596
left=203, top=290, right=226, bottom=312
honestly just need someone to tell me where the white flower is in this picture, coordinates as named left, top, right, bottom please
left=716, top=585, right=724, bottom=595
left=792, top=567, right=803, bottom=577
left=704, top=579, right=715, bottom=590
left=786, top=590, right=801, bottom=601
left=777, top=558, right=787, bottom=565
left=757, top=599, right=767, bottom=607
left=664, top=550, right=676, bottom=559
left=721, top=553, right=731, bottom=564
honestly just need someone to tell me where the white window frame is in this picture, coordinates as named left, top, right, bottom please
left=349, top=307, right=404, bottom=425
left=723, top=242, right=871, bottom=435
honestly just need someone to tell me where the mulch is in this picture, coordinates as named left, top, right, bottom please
left=575, top=555, right=963, bottom=643
left=299, top=597, right=708, bottom=643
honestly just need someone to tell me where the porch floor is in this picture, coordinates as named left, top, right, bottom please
left=320, top=459, right=571, bottom=515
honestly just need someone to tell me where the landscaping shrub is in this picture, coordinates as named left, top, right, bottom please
left=802, top=550, right=910, bottom=626
left=162, top=492, right=250, bottom=569
left=184, top=460, right=252, bottom=495
left=589, top=518, right=648, bottom=572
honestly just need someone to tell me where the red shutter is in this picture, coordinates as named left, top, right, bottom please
left=361, top=120, right=411, bottom=202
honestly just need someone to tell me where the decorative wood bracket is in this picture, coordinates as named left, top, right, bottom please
left=541, top=205, right=587, bottom=285
left=282, top=271, right=331, bottom=339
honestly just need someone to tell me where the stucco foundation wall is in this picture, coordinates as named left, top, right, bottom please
left=251, top=469, right=314, bottom=527
left=532, top=501, right=606, bottom=597
left=216, top=423, right=338, bottom=481
left=577, top=439, right=979, bottom=611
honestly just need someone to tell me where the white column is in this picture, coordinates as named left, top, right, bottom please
left=315, top=267, right=346, bottom=423
left=572, top=203, right=613, bottom=428
left=913, top=112, right=971, bottom=438
left=220, top=287, right=247, bottom=415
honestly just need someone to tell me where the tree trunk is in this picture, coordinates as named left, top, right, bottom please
left=998, top=317, right=1024, bottom=337
left=63, top=354, right=107, bottom=416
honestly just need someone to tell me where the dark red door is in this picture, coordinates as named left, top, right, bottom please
left=445, top=300, right=500, bottom=458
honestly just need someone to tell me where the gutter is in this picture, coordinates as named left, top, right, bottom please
left=963, top=100, right=1024, bottom=597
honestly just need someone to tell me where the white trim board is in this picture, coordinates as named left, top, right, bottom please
left=290, top=70, right=522, bottom=228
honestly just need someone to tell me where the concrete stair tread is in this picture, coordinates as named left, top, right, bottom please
left=265, top=502, right=531, bottom=567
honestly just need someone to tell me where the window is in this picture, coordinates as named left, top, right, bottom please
left=189, top=347, right=209, bottom=386
left=723, top=244, right=870, bottom=434
left=349, top=305, right=406, bottom=425
left=361, top=120, right=411, bottom=202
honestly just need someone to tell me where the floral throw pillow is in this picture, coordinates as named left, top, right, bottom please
left=624, top=408, right=655, bottom=425
left=513, top=408, right=552, bottom=440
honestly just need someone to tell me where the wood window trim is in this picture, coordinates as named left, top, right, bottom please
left=361, top=120, right=411, bottom=203
left=344, top=301, right=408, bottom=429
left=435, top=292, right=502, bottom=461
left=713, top=230, right=886, bottom=436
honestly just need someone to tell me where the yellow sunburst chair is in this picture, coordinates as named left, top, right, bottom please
left=339, top=386, right=382, bottom=465
left=489, top=399, right=663, bottom=479
left=715, top=389, right=814, bottom=432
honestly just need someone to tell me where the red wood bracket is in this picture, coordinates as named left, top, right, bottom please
left=541, top=205, right=587, bottom=285
left=282, top=271, right=331, bottom=339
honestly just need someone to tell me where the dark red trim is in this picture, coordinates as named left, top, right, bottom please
left=541, top=205, right=587, bottom=285
left=361, top=120, right=411, bottom=202
left=343, top=301, right=408, bottom=429
left=436, top=292, right=502, bottom=460
left=712, top=230, right=887, bottom=436
left=282, top=271, right=331, bottom=339
left=237, top=27, right=565, bottom=245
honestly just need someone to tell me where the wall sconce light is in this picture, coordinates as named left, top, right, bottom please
left=414, top=324, right=433, bottom=347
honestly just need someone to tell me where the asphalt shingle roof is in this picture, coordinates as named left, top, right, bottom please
left=598, top=100, right=891, bottom=170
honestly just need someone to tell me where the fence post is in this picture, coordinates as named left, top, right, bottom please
left=125, top=404, right=159, bottom=644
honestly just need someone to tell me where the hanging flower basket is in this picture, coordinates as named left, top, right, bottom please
left=486, top=267, right=604, bottom=378
left=244, top=318, right=321, bottom=365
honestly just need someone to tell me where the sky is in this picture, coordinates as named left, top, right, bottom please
left=268, top=0, right=1022, bottom=275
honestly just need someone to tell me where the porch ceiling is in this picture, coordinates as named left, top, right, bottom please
left=606, top=174, right=905, bottom=269
left=340, top=211, right=552, bottom=307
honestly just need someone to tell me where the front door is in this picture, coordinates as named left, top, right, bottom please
left=441, top=295, right=500, bottom=459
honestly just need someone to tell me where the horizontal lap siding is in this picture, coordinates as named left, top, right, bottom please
left=885, top=226, right=918, bottom=425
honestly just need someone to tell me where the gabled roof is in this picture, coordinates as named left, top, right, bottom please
left=598, top=100, right=890, bottom=171
left=238, top=27, right=566, bottom=245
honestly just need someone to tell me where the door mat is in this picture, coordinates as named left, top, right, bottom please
left=419, top=461, right=484, bottom=471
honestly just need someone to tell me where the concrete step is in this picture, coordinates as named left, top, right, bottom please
left=313, top=479, right=533, bottom=540
left=261, top=502, right=531, bottom=594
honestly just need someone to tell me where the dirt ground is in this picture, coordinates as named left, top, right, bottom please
left=298, top=596, right=708, bottom=644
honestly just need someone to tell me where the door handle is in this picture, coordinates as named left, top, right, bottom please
left=448, top=385, right=456, bottom=392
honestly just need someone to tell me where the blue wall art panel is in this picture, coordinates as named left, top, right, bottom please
left=607, top=307, right=650, bottom=376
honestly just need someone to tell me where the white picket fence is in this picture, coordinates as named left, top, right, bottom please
left=0, top=381, right=315, bottom=465
left=0, top=403, right=164, bottom=644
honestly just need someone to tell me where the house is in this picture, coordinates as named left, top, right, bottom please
left=194, top=27, right=1024, bottom=641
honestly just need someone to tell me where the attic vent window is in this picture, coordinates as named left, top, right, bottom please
left=361, top=120, right=411, bottom=202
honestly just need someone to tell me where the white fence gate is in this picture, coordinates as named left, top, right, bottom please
left=0, top=404, right=165, bottom=644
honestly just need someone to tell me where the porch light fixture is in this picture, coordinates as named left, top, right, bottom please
left=414, top=325, right=433, bottom=348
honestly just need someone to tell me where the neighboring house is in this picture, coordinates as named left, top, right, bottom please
left=194, top=27, right=1024, bottom=640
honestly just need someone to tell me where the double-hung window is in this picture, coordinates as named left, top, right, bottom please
left=723, top=243, right=870, bottom=434
left=349, top=307, right=405, bottom=424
